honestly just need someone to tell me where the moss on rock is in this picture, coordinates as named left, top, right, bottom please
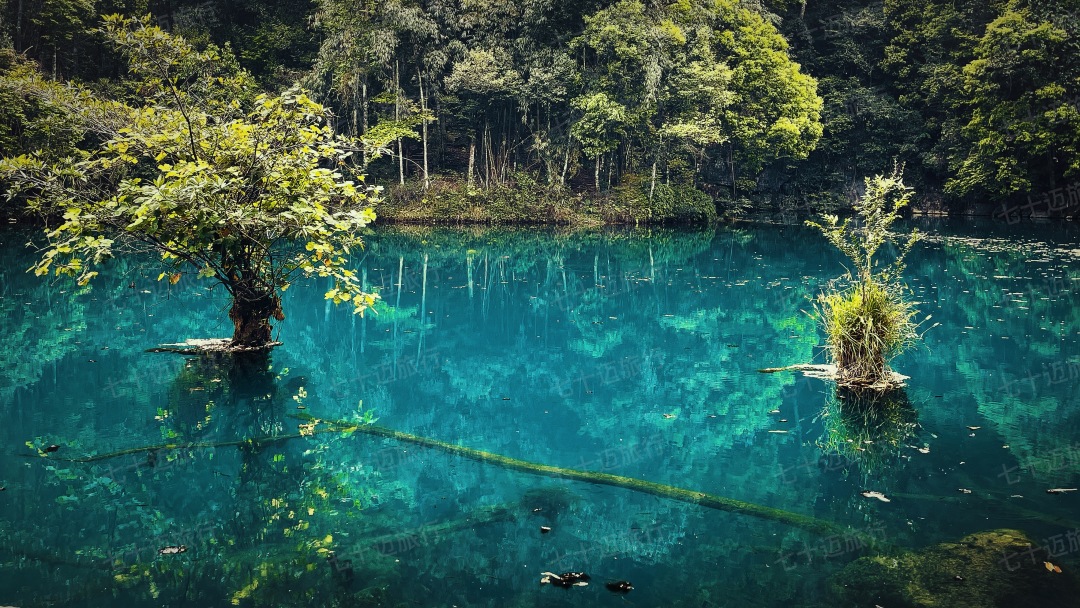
left=830, top=528, right=1080, bottom=607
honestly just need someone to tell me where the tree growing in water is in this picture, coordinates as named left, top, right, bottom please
left=0, top=16, right=379, bottom=349
left=807, top=170, right=923, bottom=388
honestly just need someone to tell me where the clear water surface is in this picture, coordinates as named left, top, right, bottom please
left=0, top=219, right=1078, bottom=607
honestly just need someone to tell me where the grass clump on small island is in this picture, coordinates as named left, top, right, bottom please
left=808, top=169, right=928, bottom=389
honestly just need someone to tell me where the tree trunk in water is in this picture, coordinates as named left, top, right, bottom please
left=229, top=287, right=284, bottom=349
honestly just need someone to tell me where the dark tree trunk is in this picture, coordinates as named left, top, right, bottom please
left=228, top=286, right=284, bottom=349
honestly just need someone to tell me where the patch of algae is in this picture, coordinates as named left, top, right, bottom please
left=831, top=529, right=1080, bottom=607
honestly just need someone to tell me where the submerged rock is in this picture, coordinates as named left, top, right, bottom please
left=831, top=529, right=1080, bottom=607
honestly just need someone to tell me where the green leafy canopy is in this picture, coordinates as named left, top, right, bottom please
left=0, top=15, right=381, bottom=340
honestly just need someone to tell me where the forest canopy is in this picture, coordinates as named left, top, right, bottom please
left=2, top=0, right=1079, bottom=215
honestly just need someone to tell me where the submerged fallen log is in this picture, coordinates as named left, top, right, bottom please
left=42, top=433, right=311, bottom=464
left=303, top=416, right=862, bottom=541
left=758, top=363, right=909, bottom=389
left=46, top=417, right=871, bottom=543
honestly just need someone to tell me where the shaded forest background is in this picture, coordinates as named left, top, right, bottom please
left=2, top=0, right=1079, bottom=219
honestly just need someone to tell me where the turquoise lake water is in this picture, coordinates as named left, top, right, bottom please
left=0, top=220, right=1078, bottom=606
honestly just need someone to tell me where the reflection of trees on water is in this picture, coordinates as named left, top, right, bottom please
left=2, top=348, right=419, bottom=606
left=281, top=226, right=836, bottom=552
left=902, top=227, right=1080, bottom=483
left=816, top=386, right=919, bottom=478
left=11, top=223, right=1080, bottom=606
left=0, top=232, right=86, bottom=408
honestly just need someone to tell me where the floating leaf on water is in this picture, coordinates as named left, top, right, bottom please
left=860, top=491, right=891, bottom=503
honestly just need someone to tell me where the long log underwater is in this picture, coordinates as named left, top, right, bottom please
left=38, top=416, right=868, bottom=543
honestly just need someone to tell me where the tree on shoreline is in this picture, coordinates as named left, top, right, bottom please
left=0, top=15, right=379, bottom=350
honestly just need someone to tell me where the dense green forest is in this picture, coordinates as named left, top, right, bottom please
left=2, top=0, right=1079, bottom=221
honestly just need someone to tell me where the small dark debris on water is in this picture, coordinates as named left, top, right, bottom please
left=540, top=526, right=552, bottom=534
left=159, top=545, right=187, bottom=555
left=44, top=445, right=60, bottom=453
left=541, top=572, right=590, bottom=588
left=606, top=580, right=633, bottom=593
